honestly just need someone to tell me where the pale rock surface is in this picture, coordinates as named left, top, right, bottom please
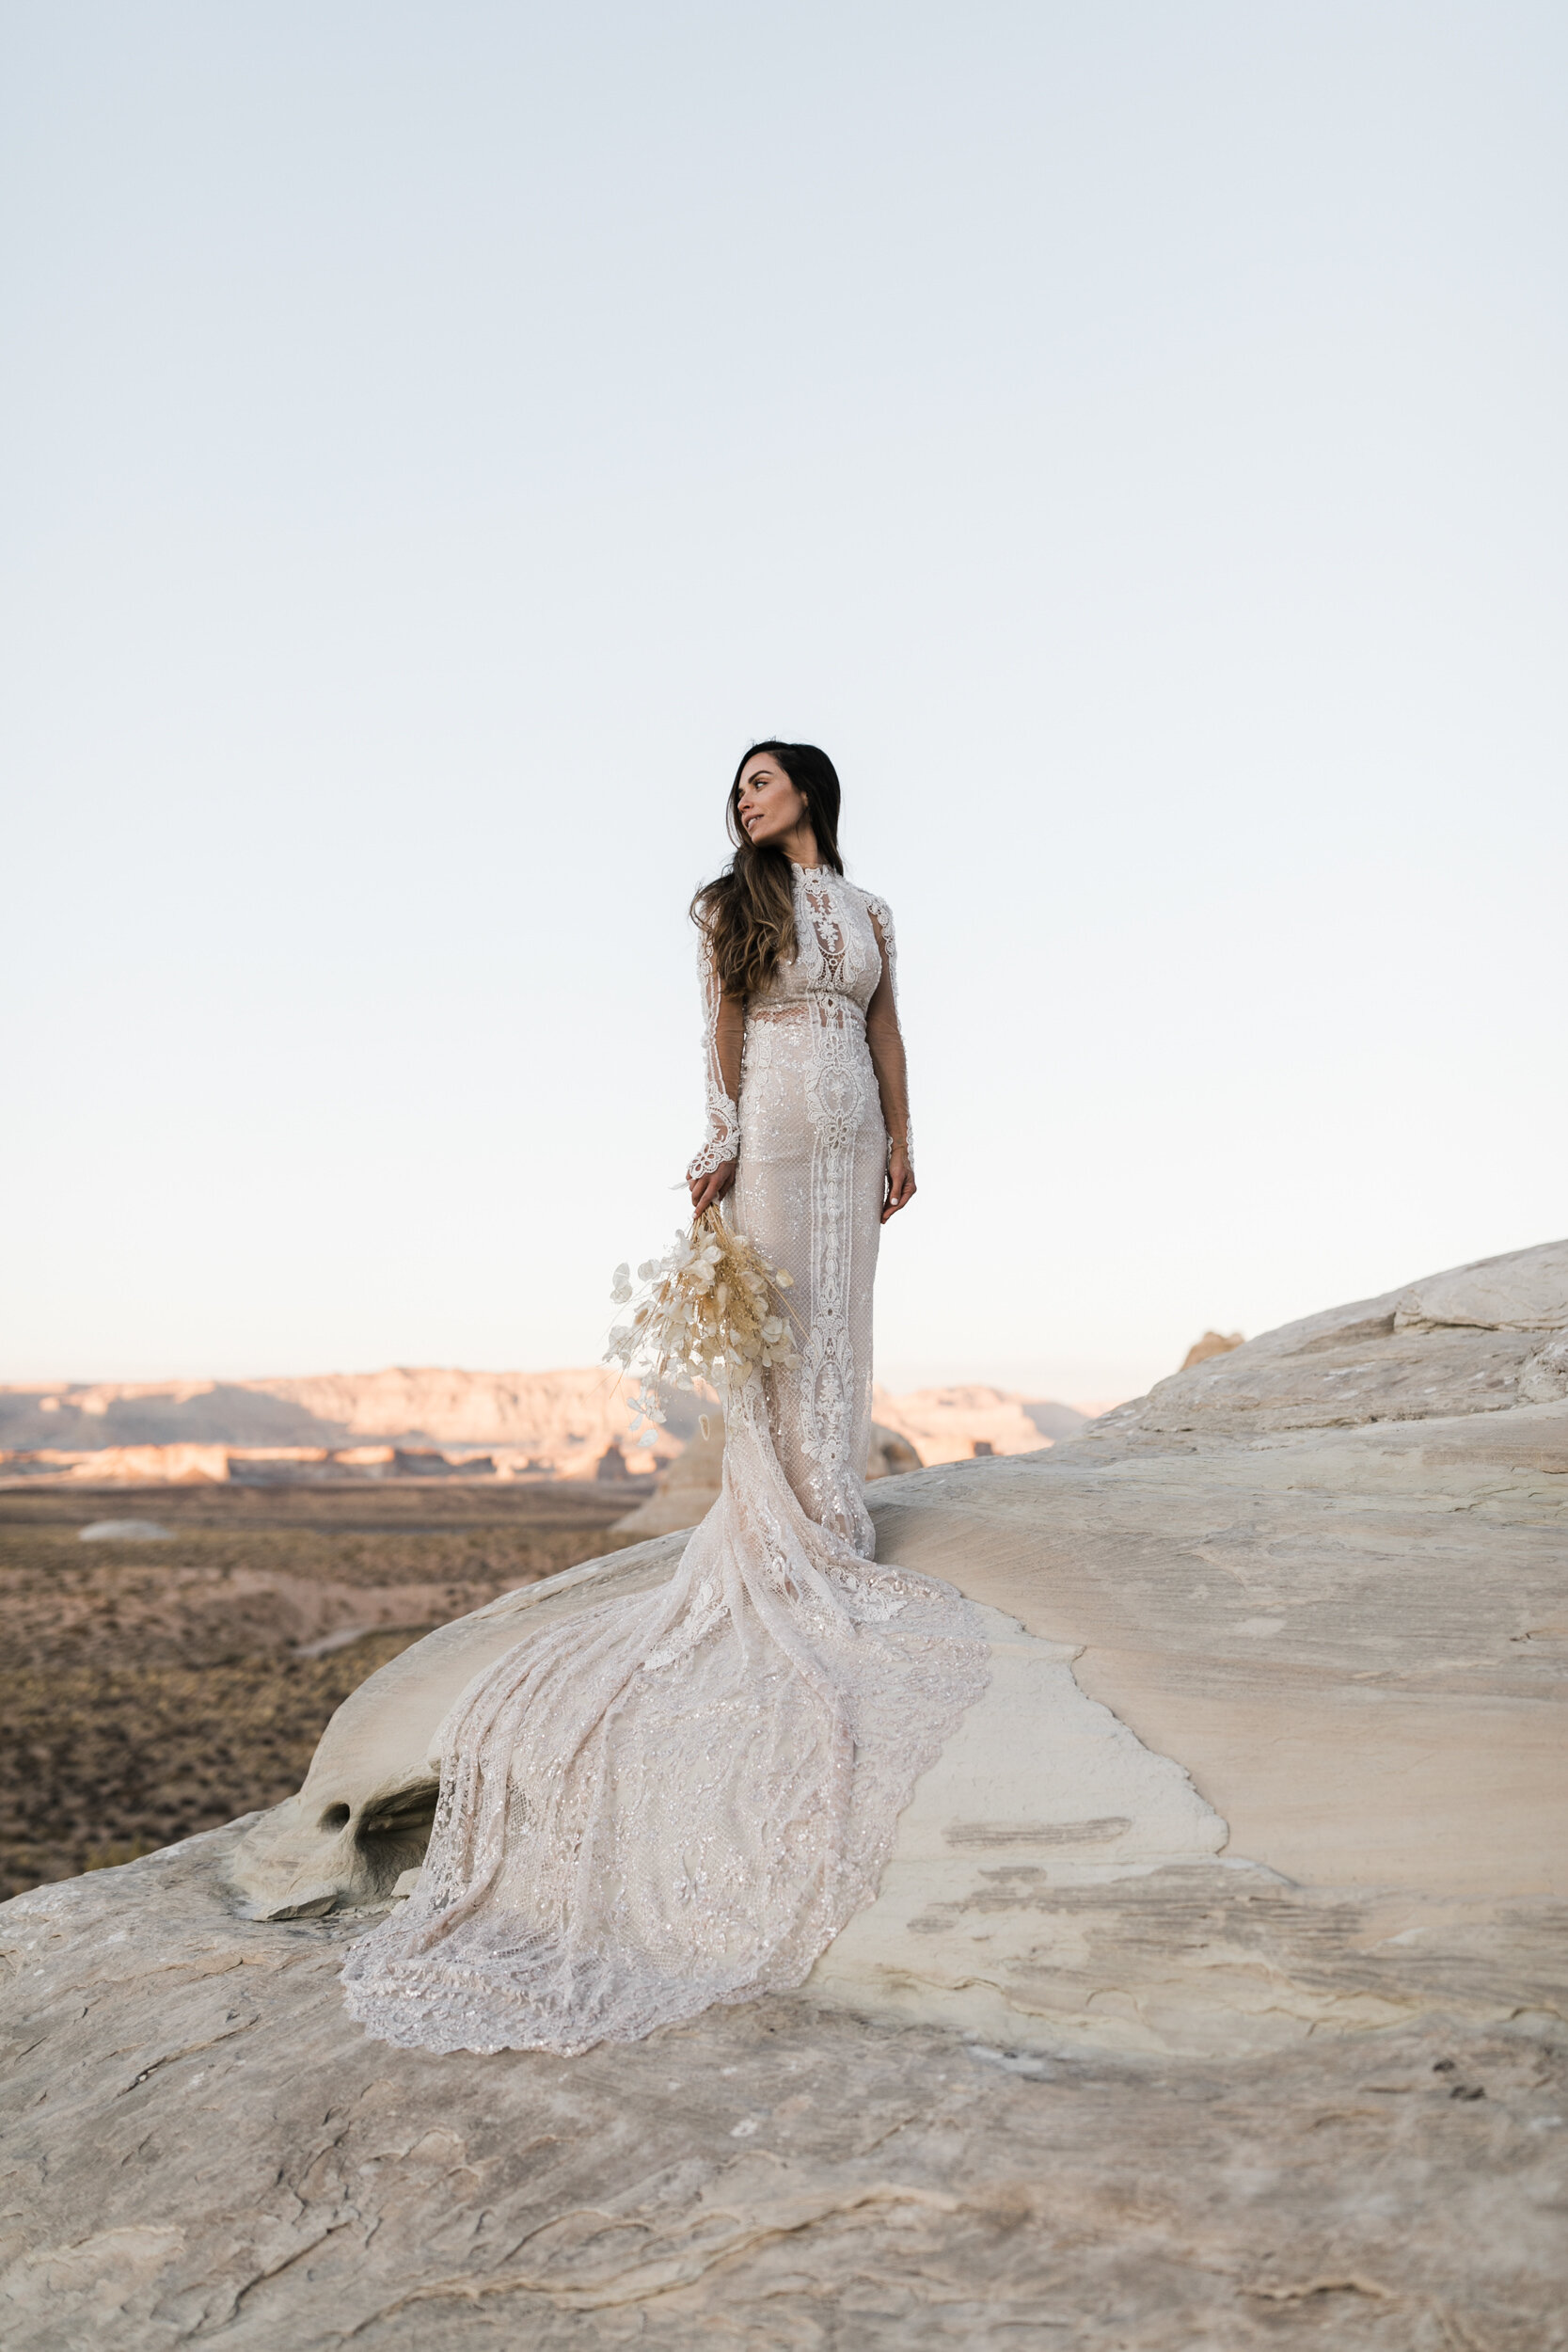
left=1101, top=1236, right=1568, bottom=1441
left=220, top=1234, right=1567, bottom=2049
left=4, top=1239, right=1565, bottom=2344
left=215, top=1228, right=1568, bottom=2048
left=5, top=1843, right=1562, bottom=2349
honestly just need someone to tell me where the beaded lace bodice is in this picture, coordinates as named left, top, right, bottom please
left=341, top=866, right=986, bottom=2058
left=689, top=865, right=906, bottom=1181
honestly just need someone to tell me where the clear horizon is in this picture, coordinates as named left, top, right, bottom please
left=5, top=3, right=1564, bottom=1403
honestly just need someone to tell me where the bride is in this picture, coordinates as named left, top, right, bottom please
left=342, top=741, right=988, bottom=2055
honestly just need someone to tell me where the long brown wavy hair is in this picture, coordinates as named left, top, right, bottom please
left=690, top=742, right=845, bottom=998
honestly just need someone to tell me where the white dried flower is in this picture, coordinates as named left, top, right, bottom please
left=602, top=1208, right=802, bottom=1429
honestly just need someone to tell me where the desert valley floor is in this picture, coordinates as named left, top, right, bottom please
left=0, top=1478, right=637, bottom=1902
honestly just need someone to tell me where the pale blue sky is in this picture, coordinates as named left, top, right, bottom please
left=4, top=1, right=1563, bottom=1401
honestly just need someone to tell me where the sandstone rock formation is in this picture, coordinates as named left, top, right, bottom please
left=3, top=1441, right=535, bottom=1487
left=1179, top=1326, right=1244, bottom=1370
left=1102, top=1237, right=1568, bottom=1439
left=0, top=1364, right=1090, bottom=1486
left=248, top=1367, right=699, bottom=1469
left=867, top=1422, right=923, bottom=1479
left=1, top=1373, right=1083, bottom=1490
left=871, top=1384, right=1086, bottom=1463
left=0, top=1370, right=695, bottom=1481
left=8, top=1840, right=1561, bottom=2349
left=223, top=1239, right=1566, bottom=2048
left=18, top=1442, right=235, bottom=1485
left=3, top=1239, right=1564, bottom=2346
left=0, top=1379, right=327, bottom=1449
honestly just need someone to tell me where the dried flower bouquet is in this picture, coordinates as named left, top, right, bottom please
left=605, top=1207, right=800, bottom=1434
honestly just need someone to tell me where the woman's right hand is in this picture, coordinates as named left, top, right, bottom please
left=881, top=1145, right=917, bottom=1222
left=689, top=1158, right=737, bottom=1217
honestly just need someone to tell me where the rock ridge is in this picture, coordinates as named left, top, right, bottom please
left=3, top=1237, right=1564, bottom=2345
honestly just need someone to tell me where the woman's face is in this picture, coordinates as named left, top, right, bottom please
left=736, top=755, right=808, bottom=849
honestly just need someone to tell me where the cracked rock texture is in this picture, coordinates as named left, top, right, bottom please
left=3, top=1239, right=1565, bottom=2346
left=2, top=1839, right=1564, bottom=2350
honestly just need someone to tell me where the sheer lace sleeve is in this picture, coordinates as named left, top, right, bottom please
left=686, top=939, right=741, bottom=1180
left=863, top=894, right=913, bottom=1166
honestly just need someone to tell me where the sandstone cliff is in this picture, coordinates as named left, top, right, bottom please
left=0, top=1370, right=696, bottom=1481
left=2, top=1372, right=1086, bottom=1486
left=872, top=1383, right=1086, bottom=1463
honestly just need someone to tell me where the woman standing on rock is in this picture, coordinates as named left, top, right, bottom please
left=342, top=742, right=987, bottom=2054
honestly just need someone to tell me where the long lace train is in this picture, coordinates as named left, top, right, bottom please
left=340, top=1376, right=988, bottom=2054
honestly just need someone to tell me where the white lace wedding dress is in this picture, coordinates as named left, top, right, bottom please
left=341, top=866, right=989, bottom=2054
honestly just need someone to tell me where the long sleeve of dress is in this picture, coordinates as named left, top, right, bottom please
left=686, top=940, right=741, bottom=1181
left=863, top=896, right=913, bottom=1164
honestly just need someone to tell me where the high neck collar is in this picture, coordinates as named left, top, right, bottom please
left=789, top=861, right=833, bottom=878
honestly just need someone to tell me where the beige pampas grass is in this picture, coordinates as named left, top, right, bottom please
left=605, top=1208, right=800, bottom=1432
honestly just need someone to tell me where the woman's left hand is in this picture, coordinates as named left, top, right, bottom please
left=689, top=1157, right=737, bottom=1218
left=881, top=1148, right=916, bottom=1223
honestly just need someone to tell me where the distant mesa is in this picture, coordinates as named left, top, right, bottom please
left=22, top=1442, right=235, bottom=1486
left=0, top=1369, right=1088, bottom=1489
left=0, top=1369, right=690, bottom=1488
left=870, top=1386, right=1087, bottom=1466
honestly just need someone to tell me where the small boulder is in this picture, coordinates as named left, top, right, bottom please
left=1179, top=1330, right=1244, bottom=1372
